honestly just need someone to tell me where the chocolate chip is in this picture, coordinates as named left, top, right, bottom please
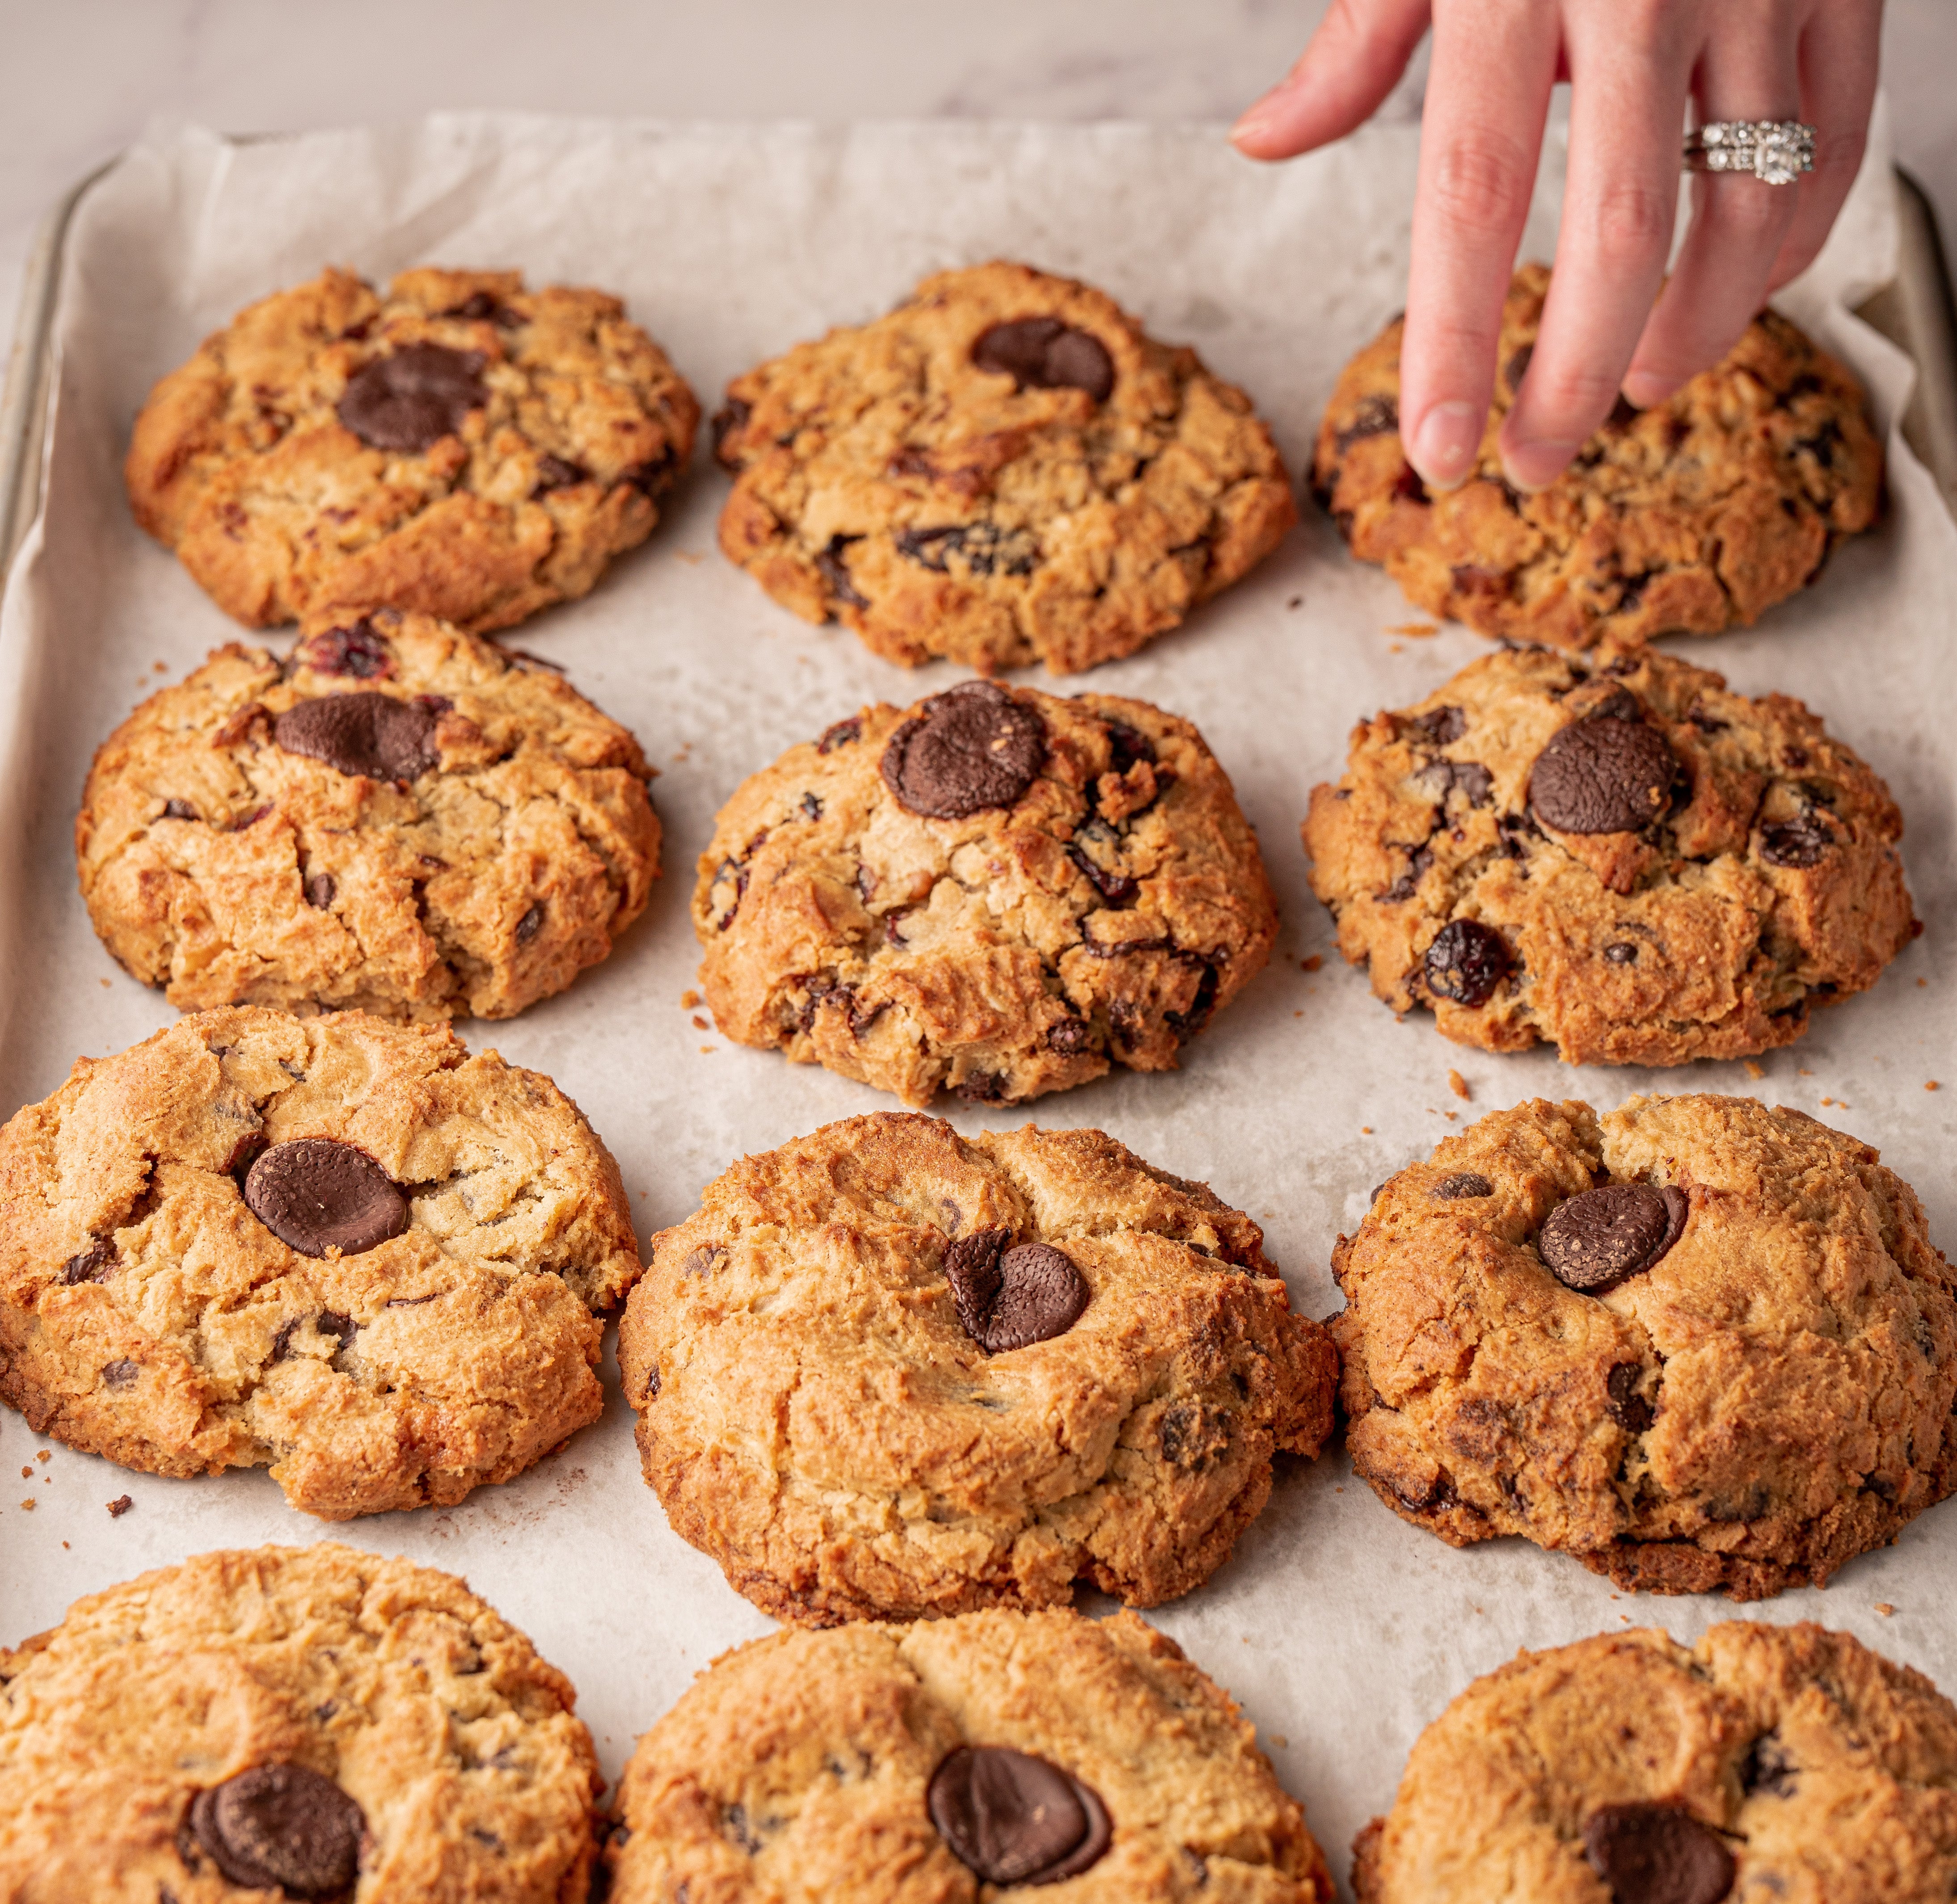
left=1604, top=942, right=1638, bottom=964
left=304, top=872, right=336, bottom=910
left=1582, top=1804, right=1734, bottom=1904
left=298, top=619, right=394, bottom=678
left=1379, top=846, right=1433, bottom=905
left=818, top=716, right=861, bottom=754
left=926, top=1746, right=1111, bottom=1886
left=1607, top=1361, right=1656, bottom=1432
left=1422, top=920, right=1510, bottom=1007
left=1431, top=1173, right=1493, bottom=1200
left=244, top=1140, right=408, bottom=1258
left=191, top=1763, right=366, bottom=1899
left=1333, top=393, right=1399, bottom=455
left=972, top=318, right=1114, bottom=402
left=1392, top=465, right=1430, bottom=505
left=274, top=694, right=437, bottom=782
left=1739, top=1733, right=1797, bottom=1799
left=1100, top=717, right=1156, bottom=776
left=816, top=534, right=868, bottom=609
left=533, top=454, right=588, bottom=493
left=101, top=1359, right=138, bottom=1389
left=711, top=397, right=751, bottom=465
left=1530, top=713, right=1677, bottom=834
left=942, top=1230, right=1089, bottom=1353
left=1539, top=1184, right=1688, bottom=1292
left=1759, top=814, right=1833, bottom=868
left=622, top=448, right=676, bottom=496
left=881, top=682, right=1045, bottom=820
left=1067, top=841, right=1138, bottom=906
left=515, top=903, right=544, bottom=944
left=446, top=291, right=506, bottom=322
left=800, top=792, right=823, bottom=821
left=1418, top=760, right=1495, bottom=808
left=59, top=1237, right=118, bottom=1285
left=894, top=522, right=1038, bottom=577
left=160, top=798, right=198, bottom=821
left=336, top=343, right=486, bottom=453
left=1045, top=1016, right=1092, bottom=1055
left=1408, top=706, right=1467, bottom=747
left=107, top=1493, right=133, bottom=1516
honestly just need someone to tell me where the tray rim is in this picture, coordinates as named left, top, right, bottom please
left=2, top=139, right=1955, bottom=596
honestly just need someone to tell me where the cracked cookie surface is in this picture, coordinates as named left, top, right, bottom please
left=1301, top=644, right=1915, bottom=1066
left=695, top=680, right=1275, bottom=1107
left=1314, top=263, right=1880, bottom=650
left=1333, top=1095, right=1957, bottom=1600
left=0, top=1543, right=601, bottom=1903
left=618, top=1113, right=1337, bottom=1624
left=714, top=261, right=1296, bottom=674
left=0, top=1007, right=641, bottom=1517
left=126, top=265, right=700, bottom=634
left=606, top=1606, right=1333, bottom=1904
left=1353, top=1622, right=1957, bottom=1904
left=79, top=606, right=660, bottom=1021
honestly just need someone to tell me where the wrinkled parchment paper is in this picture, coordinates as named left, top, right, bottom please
left=2, top=111, right=1953, bottom=1892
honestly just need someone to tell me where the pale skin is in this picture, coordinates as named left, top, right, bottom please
left=1233, top=0, right=1883, bottom=492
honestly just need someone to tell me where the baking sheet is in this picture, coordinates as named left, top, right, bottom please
left=2, top=110, right=1954, bottom=1893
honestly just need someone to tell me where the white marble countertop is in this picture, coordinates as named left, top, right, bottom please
left=4, top=0, right=1953, bottom=348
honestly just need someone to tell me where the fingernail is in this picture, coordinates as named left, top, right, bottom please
left=1230, top=114, right=1272, bottom=149
left=1620, top=371, right=1680, bottom=410
left=1500, top=438, right=1581, bottom=494
left=1408, top=402, right=1483, bottom=489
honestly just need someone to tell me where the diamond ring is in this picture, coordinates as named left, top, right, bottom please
left=1682, top=120, right=1816, bottom=185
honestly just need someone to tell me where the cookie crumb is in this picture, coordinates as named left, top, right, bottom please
left=35, top=1450, right=48, bottom=1463
left=99, top=977, right=111, bottom=989
left=1919, top=977, right=1928, bottom=987
left=699, top=1045, right=716, bottom=1055
left=19, top=1498, right=34, bottom=1511
left=18, top=1466, right=29, bottom=1479
left=680, top=990, right=700, bottom=1009
left=1447, top=1069, right=1471, bottom=1101
left=1360, top=1126, right=1372, bottom=1135
left=1744, top=1060, right=1765, bottom=1079
left=1927, top=1081, right=1941, bottom=1092
left=675, top=549, right=706, bottom=566
left=692, top=1015, right=710, bottom=1030
left=1875, top=1602, right=1895, bottom=1616
left=1301, top=954, right=1324, bottom=972
left=106, top=1495, right=132, bottom=1517
left=1269, top=1733, right=1289, bottom=1748
left=1389, top=621, right=1439, bottom=637
left=153, top=660, right=169, bottom=673
left=1799, top=1067, right=1814, bottom=1076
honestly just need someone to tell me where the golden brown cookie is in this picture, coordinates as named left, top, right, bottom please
left=0, top=1007, right=641, bottom=1518
left=78, top=606, right=661, bottom=1021
left=1353, top=1622, right=1957, bottom=1903
left=695, top=680, right=1275, bottom=1107
left=605, top=1606, right=1333, bottom=1902
left=618, top=1113, right=1338, bottom=1624
left=1333, top=1094, right=1957, bottom=1600
left=126, top=265, right=700, bottom=633
left=713, top=261, right=1296, bottom=673
left=1313, top=263, right=1881, bottom=650
left=0, top=1543, right=602, bottom=1902
left=1301, top=644, right=1915, bottom=1066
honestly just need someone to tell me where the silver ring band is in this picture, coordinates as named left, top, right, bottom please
left=1682, top=120, right=1816, bottom=184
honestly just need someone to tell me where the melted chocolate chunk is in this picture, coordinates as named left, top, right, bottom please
left=1422, top=920, right=1510, bottom=1007
left=60, top=1237, right=117, bottom=1285
left=942, top=1229, right=1089, bottom=1354
left=1066, top=840, right=1138, bottom=906
left=1531, top=713, right=1678, bottom=834
left=101, top=1359, right=138, bottom=1389
left=711, top=397, right=751, bottom=466
left=880, top=682, right=1045, bottom=820
left=1379, top=846, right=1433, bottom=904
left=894, top=521, right=1038, bottom=577
left=1607, top=1360, right=1656, bottom=1432
left=1333, top=393, right=1399, bottom=455
left=1582, top=1803, right=1734, bottom=1904
left=1418, top=759, right=1495, bottom=808
left=191, top=1763, right=366, bottom=1899
left=1408, top=705, right=1467, bottom=747
left=1100, top=717, right=1156, bottom=776
left=1431, top=1173, right=1493, bottom=1200
left=816, top=534, right=868, bottom=609
left=1539, top=1183, right=1688, bottom=1292
left=533, top=453, right=588, bottom=493
left=274, top=694, right=437, bottom=782
left=1759, top=813, right=1834, bottom=868
left=1739, top=1732, right=1797, bottom=1798
left=927, top=1746, right=1112, bottom=1886
left=817, top=716, right=861, bottom=754
left=972, top=317, right=1115, bottom=403
left=337, top=343, right=486, bottom=453
left=244, top=1139, right=408, bottom=1258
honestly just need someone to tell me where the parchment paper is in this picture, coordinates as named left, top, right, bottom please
left=2, top=111, right=1953, bottom=1895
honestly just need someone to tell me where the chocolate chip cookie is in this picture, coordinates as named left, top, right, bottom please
left=1333, top=1094, right=1957, bottom=1599
left=0, top=1007, right=642, bottom=1517
left=713, top=261, right=1297, bottom=673
left=1314, top=263, right=1881, bottom=649
left=1301, top=644, right=1915, bottom=1066
left=604, top=1605, right=1333, bottom=1902
left=1353, top=1621, right=1957, bottom=1903
left=78, top=605, right=660, bottom=1021
left=695, top=680, right=1275, bottom=1106
left=126, top=265, right=700, bottom=633
left=0, top=1543, right=602, bottom=1900
left=618, top=1113, right=1338, bottom=1623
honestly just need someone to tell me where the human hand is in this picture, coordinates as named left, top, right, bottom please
left=1233, top=0, right=1881, bottom=492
